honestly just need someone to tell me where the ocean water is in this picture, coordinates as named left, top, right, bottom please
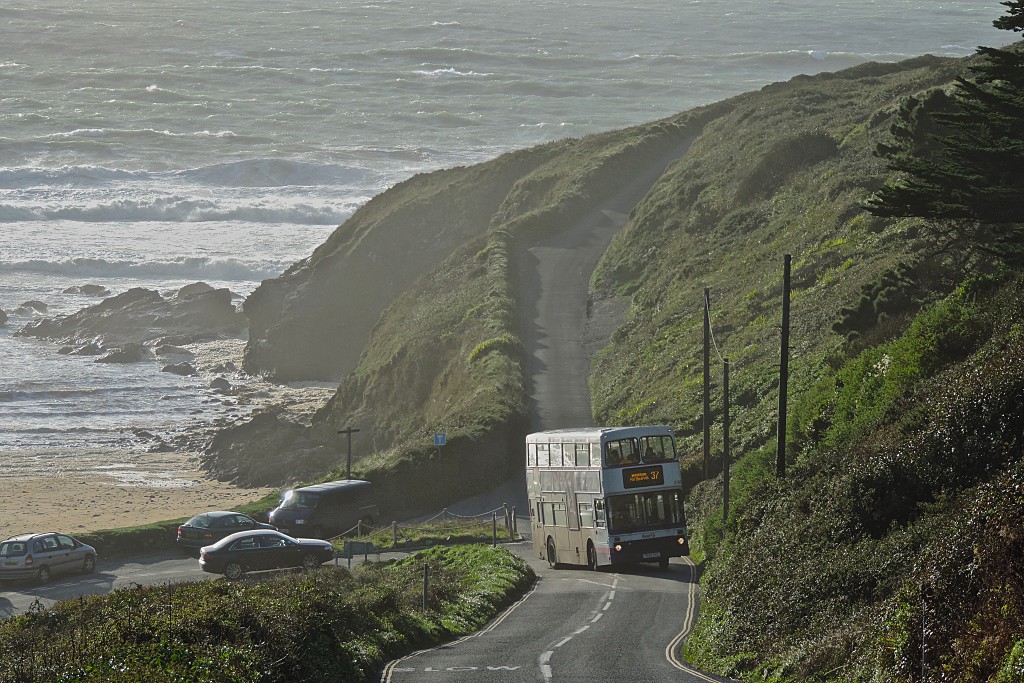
left=0, top=0, right=1008, bottom=451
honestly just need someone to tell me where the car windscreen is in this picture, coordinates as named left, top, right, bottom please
left=280, top=491, right=319, bottom=510
left=0, top=541, right=27, bottom=557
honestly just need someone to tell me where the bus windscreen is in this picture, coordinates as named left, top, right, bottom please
left=607, top=489, right=685, bottom=533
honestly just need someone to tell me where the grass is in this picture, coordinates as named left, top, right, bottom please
left=360, top=517, right=518, bottom=551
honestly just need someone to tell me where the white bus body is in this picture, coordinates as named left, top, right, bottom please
left=526, top=426, right=689, bottom=570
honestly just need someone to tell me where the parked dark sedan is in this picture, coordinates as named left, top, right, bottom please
left=177, top=511, right=276, bottom=551
left=198, top=529, right=335, bottom=580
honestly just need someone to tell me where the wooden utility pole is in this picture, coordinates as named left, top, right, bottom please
left=777, top=255, right=791, bottom=479
left=723, top=357, right=730, bottom=523
left=337, top=426, right=360, bottom=479
left=703, top=288, right=711, bottom=480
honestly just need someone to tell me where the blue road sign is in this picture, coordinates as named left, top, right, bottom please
left=434, top=433, right=446, bottom=446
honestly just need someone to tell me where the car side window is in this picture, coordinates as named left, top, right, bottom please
left=259, top=536, right=286, bottom=548
left=234, top=516, right=253, bottom=527
left=33, top=540, right=45, bottom=553
left=231, top=537, right=259, bottom=551
left=57, top=535, right=76, bottom=551
left=42, top=536, right=60, bottom=551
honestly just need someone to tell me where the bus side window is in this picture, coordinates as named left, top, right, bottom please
left=527, top=444, right=537, bottom=467
left=552, top=502, right=568, bottom=527
left=537, top=444, right=550, bottom=467
left=590, top=444, right=602, bottom=468
left=575, top=444, right=589, bottom=467
left=579, top=503, right=594, bottom=528
left=594, top=500, right=606, bottom=528
left=542, top=502, right=555, bottom=525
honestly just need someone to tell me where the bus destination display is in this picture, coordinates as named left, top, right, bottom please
left=621, top=465, right=664, bottom=489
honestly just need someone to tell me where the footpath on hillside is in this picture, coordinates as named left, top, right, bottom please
left=449, top=137, right=697, bottom=518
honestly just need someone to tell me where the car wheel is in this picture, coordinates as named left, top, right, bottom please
left=546, top=538, right=559, bottom=570
left=82, top=555, right=96, bottom=574
left=587, top=542, right=599, bottom=571
left=37, top=566, right=51, bottom=585
left=223, top=563, right=243, bottom=580
left=302, top=554, right=321, bottom=571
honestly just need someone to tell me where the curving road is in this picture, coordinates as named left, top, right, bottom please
left=382, top=543, right=727, bottom=683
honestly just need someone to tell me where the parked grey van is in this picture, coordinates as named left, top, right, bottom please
left=268, top=480, right=379, bottom=538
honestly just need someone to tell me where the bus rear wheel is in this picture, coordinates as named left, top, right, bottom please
left=587, top=542, right=598, bottom=571
left=546, top=537, right=559, bottom=569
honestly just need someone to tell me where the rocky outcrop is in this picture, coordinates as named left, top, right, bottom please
left=162, top=362, right=197, bottom=376
left=63, top=284, right=111, bottom=297
left=18, top=300, right=48, bottom=314
left=16, top=283, right=246, bottom=351
left=201, top=408, right=340, bottom=485
left=96, top=343, right=146, bottom=363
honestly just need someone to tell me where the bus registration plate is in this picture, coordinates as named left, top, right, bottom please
left=643, top=552, right=661, bottom=559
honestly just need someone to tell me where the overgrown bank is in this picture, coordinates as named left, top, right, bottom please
left=683, top=273, right=1024, bottom=681
left=0, top=545, right=534, bottom=683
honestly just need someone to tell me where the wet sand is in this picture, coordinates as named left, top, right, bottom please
left=0, top=447, right=275, bottom=541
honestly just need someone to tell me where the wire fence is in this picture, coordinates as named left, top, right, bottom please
left=329, top=503, right=521, bottom=562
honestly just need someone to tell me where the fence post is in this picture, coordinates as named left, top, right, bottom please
left=423, top=563, right=429, bottom=610
left=357, top=519, right=362, bottom=537
left=392, top=520, right=398, bottom=547
left=503, top=503, right=510, bottom=534
left=512, top=506, right=517, bottom=538
left=492, top=512, right=497, bottom=547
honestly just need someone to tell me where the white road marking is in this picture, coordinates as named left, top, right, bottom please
left=664, top=558, right=734, bottom=682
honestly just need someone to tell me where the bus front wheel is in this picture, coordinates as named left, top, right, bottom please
left=587, top=542, right=598, bottom=571
left=546, top=537, right=559, bottom=569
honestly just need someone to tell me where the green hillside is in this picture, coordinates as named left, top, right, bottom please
left=203, top=6, right=1024, bottom=678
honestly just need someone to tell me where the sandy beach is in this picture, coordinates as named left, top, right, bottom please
left=0, top=334, right=335, bottom=543
left=0, top=447, right=275, bottom=542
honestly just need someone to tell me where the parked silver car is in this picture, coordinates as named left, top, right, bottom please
left=0, top=533, right=97, bottom=585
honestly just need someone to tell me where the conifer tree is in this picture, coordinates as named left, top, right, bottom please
left=867, top=1, right=1024, bottom=262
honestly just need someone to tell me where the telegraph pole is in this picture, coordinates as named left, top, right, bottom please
left=337, top=426, right=360, bottom=480
left=723, top=357, right=730, bottom=523
left=777, top=255, right=791, bottom=479
left=703, top=287, right=711, bottom=480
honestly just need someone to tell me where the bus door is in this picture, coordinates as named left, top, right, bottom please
left=532, top=497, right=544, bottom=560
left=566, top=492, right=584, bottom=565
left=544, top=493, right=571, bottom=559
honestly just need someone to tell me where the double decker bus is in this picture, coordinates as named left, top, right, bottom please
left=526, top=426, right=689, bottom=571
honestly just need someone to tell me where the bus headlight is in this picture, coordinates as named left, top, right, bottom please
left=614, top=544, right=622, bottom=552
left=677, top=537, right=686, bottom=545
